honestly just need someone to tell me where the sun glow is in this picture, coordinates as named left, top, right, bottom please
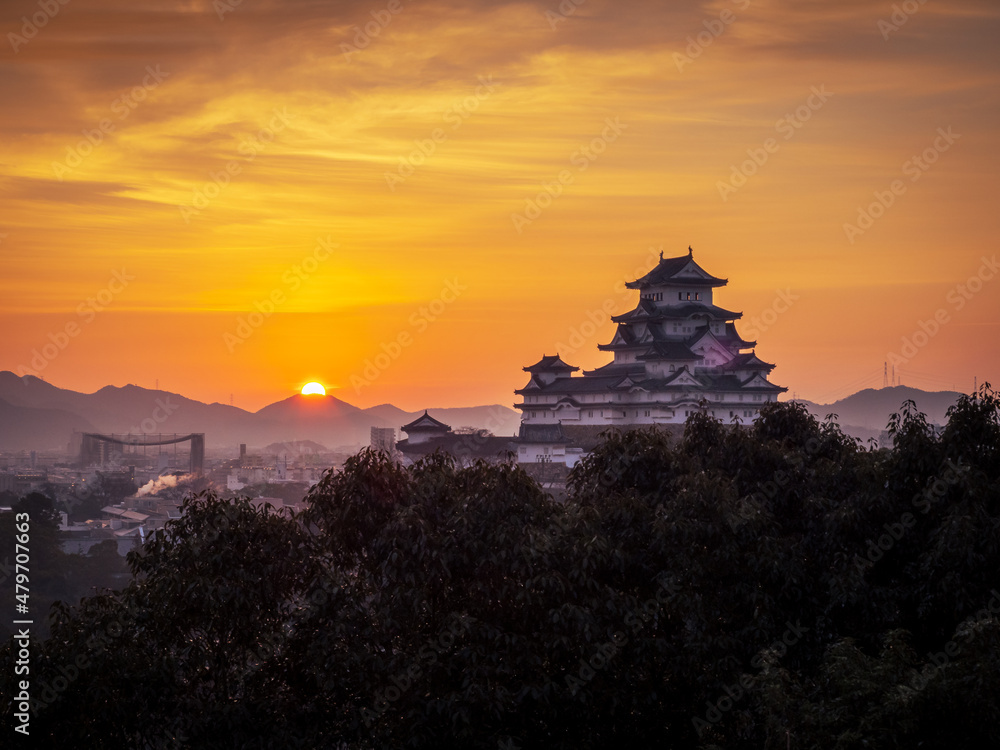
left=301, top=382, right=326, bottom=396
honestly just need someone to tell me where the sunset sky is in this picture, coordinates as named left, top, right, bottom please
left=1, top=0, right=998, bottom=411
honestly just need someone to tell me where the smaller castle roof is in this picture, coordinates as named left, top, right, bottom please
left=612, top=301, right=742, bottom=324
left=523, top=354, right=579, bottom=373
left=723, top=352, right=775, bottom=370
left=401, top=410, right=451, bottom=433
left=626, top=248, right=727, bottom=289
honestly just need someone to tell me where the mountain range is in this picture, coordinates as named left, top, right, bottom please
left=0, top=372, right=969, bottom=453
left=0, top=372, right=521, bottom=453
left=793, top=385, right=964, bottom=442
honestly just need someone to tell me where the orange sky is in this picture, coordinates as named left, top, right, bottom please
left=1, top=0, right=998, bottom=411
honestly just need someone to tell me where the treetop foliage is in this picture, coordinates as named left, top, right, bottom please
left=3, top=387, right=999, bottom=749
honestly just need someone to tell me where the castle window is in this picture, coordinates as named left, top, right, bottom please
left=695, top=292, right=700, bottom=301
left=686, top=292, right=691, bottom=300
left=588, top=411, right=593, bottom=417
left=678, top=292, right=682, bottom=300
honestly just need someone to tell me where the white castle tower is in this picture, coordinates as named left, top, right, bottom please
left=514, top=248, right=786, bottom=464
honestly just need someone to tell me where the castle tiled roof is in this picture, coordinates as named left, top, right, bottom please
left=611, top=301, right=742, bottom=324
left=723, top=352, right=775, bottom=370
left=626, top=250, right=727, bottom=289
left=401, top=411, right=452, bottom=433
left=517, top=367, right=787, bottom=398
left=523, top=354, right=579, bottom=373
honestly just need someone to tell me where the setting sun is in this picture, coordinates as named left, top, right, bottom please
left=301, top=382, right=326, bottom=396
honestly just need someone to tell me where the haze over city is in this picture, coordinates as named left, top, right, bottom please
left=1, top=0, right=998, bottom=410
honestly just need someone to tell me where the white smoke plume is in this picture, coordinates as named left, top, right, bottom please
left=137, top=473, right=192, bottom=496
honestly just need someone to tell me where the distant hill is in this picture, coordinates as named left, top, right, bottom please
left=261, top=440, right=332, bottom=456
left=0, top=372, right=963, bottom=455
left=0, top=396, right=96, bottom=450
left=362, top=403, right=413, bottom=426
left=0, top=371, right=267, bottom=446
left=793, top=385, right=963, bottom=442
left=0, top=372, right=521, bottom=453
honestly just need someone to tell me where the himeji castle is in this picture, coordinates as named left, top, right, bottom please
left=514, top=247, right=786, bottom=465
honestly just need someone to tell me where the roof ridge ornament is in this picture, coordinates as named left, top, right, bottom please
left=688, top=245, right=693, bottom=257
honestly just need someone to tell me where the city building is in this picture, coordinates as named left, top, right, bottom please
left=370, top=426, right=396, bottom=453
left=514, top=248, right=786, bottom=464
